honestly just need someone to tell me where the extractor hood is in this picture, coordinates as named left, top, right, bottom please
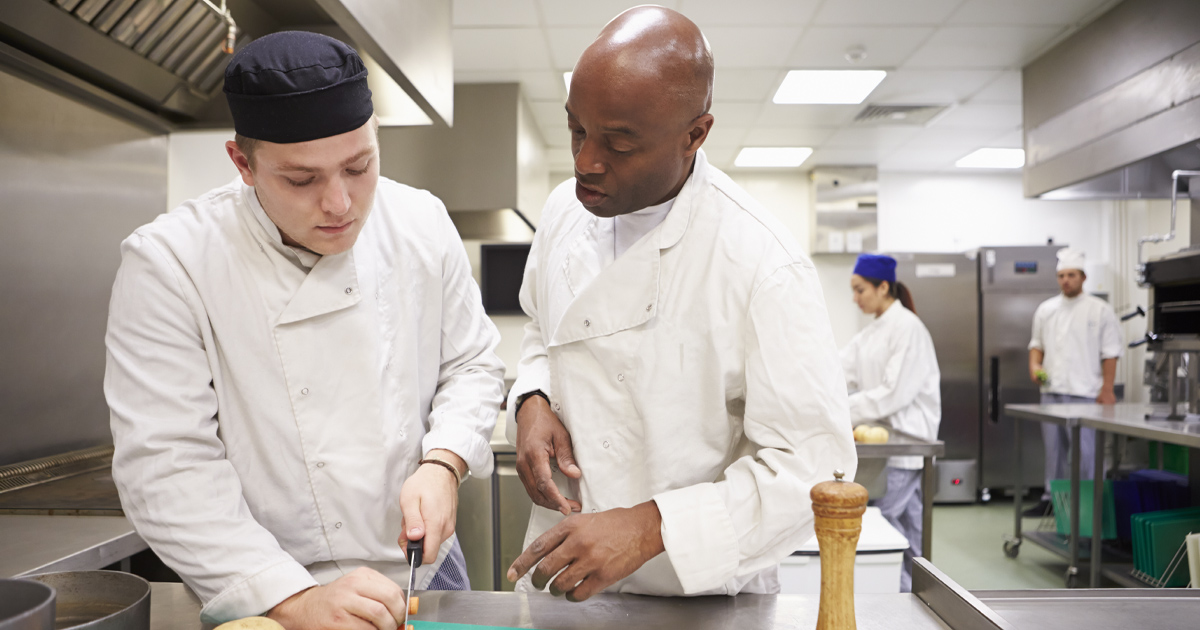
left=0, top=0, right=451, bottom=132
left=1022, top=0, right=1200, bottom=199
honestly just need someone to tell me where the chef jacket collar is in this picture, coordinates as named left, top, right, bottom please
left=242, top=183, right=322, bottom=270
left=655, top=148, right=709, bottom=251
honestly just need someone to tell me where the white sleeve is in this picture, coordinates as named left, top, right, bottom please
left=846, top=322, right=929, bottom=425
left=423, top=203, right=506, bottom=477
left=505, top=215, right=552, bottom=446
left=105, top=233, right=317, bottom=622
left=840, top=335, right=861, bottom=393
left=1028, top=303, right=1046, bottom=350
left=652, top=263, right=857, bottom=594
left=1099, top=304, right=1124, bottom=360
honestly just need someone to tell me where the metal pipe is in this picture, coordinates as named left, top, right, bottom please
left=1137, top=169, right=1200, bottom=284
left=197, top=0, right=238, bottom=54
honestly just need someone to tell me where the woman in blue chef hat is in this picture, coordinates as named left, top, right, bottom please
left=840, top=253, right=942, bottom=592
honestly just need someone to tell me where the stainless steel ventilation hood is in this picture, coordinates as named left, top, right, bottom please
left=1022, top=0, right=1200, bottom=200
left=0, top=0, right=451, bottom=132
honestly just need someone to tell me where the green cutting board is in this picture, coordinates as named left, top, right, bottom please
left=411, top=621, right=531, bottom=630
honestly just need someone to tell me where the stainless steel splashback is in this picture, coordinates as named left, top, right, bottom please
left=0, top=68, right=167, bottom=466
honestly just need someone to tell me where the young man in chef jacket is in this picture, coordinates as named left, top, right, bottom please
left=1025, top=248, right=1123, bottom=517
left=104, top=32, right=504, bottom=627
left=504, top=7, right=857, bottom=601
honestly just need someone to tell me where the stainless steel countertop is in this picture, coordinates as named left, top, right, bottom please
left=978, top=588, right=1200, bottom=630
left=1005, top=402, right=1200, bottom=448
left=146, top=585, right=953, bottom=630
left=0, top=514, right=145, bottom=577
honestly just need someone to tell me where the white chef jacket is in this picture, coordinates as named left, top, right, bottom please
left=1028, top=293, right=1123, bottom=398
left=506, top=150, right=856, bottom=596
left=105, top=177, right=504, bottom=622
left=840, top=302, right=941, bottom=469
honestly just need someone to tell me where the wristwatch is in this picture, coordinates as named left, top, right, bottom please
left=514, top=390, right=550, bottom=420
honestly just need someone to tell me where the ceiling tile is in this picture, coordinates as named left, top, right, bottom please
left=933, top=103, right=1021, bottom=129
left=947, top=0, right=1112, bottom=26
left=537, top=0, right=657, bottom=26
left=971, top=70, right=1022, bottom=103
left=700, top=145, right=739, bottom=169
left=822, top=126, right=923, bottom=151
left=742, top=126, right=836, bottom=146
left=904, top=26, right=1066, bottom=69
left=703, top=27, right=803, bottom=68
left=788, top=27, right=934, bottom=68
left=986, top=129, right=1024, bottom=148
left=756, top=104, right=860, bottom=127
left=878, top=148, right=966, bottom=171
left=545, top=27, right=602, bottom=69
left=867, top=69, right=1000, bottom=104
left=529, top=100, right=570, bottom=146
left=713, top=68, right=782, bottom=103
left=453, top=0, right=540, bottom=26
left=455, top=70, right=565, bottom=101
left=898, top=127, right=1008, bottom=152
left=453, top=29, right=553, bottom=71
left=809, top=147, right=892, bottom=166
left=679, top=0, right=820, bottom=26
left=710, top=102, right=764, bottom=127
left=703, top=125, right=749, bottom=148
left=814, top=0, right=962, bottom=26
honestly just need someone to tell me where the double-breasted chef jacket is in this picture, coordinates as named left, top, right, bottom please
left=506, top=150, right=857, bottom=596
left=105, top=177, right=504, bottom=621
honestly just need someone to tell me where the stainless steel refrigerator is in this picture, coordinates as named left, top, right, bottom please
left=893, top=246, right=1063, bottom=502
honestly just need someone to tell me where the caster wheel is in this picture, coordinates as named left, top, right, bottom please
left=1003, top=540, right=1020, bottom=558
left=980, top=488, right=992, bottom=502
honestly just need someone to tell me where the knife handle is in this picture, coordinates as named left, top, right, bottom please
left=407, top=539, right=424, bottom=569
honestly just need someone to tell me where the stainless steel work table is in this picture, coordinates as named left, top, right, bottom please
left=0, top=514, right=146, bottom=578
left=1004, top=402, right=1200, bottom=588
left=142, top=559, right=1200, bottom=630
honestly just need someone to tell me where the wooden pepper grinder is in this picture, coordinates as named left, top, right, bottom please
left=812, top=469, right=869, bottom=630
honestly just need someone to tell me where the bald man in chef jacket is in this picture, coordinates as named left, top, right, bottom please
left=1026, top=247, right=1123, bottom=517
left=503, top=6, right=856, bottom=602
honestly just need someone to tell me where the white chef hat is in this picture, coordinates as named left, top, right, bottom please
left=1056, top=247, right=1086, bottom=273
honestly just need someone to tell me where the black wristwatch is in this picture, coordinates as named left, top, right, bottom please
left=514, top=390, right=550, bottom=420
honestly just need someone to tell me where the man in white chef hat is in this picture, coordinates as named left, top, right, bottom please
left=105, top=31, right=504, bottom=627
left=503, top=6, right=856, bottom=601
left=1025, top=247, right=1123, bottom=517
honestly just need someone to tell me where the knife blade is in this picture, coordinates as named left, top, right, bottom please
left=402, top=538, right=423, bottom=630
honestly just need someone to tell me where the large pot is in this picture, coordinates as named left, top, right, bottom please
left=24, top=571, right=149, bottom=630
left=0, top=578, right=55, bottom=630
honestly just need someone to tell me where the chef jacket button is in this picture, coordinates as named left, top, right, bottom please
left=335, top=522, right=342, bottom=529
left=591, top=508, right=599, bottom=513
left=553, top=403, right=561, bottom=412
left=602, top=440, right=610, bottom=449
left=616, top=373, right=624, bottom=382
left=345, top=287, right=353, bottom=294
left=301, top=388, right=309, bottom=395
left=584, top=319, right=591, bottom=327
left=316, top=462, right=325, bottom=468
left=646, top=304, right=652, bottom=312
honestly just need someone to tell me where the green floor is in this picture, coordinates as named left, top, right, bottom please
left=930, top=501, right=1076, bottom=590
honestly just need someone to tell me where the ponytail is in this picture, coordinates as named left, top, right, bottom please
left=862, top=277, right=917, bottom=314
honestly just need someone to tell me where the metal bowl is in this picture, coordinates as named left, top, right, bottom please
left=0, top=578, right=56, bottom=630
left=24, top=571, right=149, bottom=630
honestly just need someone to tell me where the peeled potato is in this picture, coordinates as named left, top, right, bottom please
left=852, top=425, right=870, bottom=442
left=409, top=596, right=419, bottom=616
left=214, top=618, right=286, bottom=630
left=865, top=426, right=889, bottom=444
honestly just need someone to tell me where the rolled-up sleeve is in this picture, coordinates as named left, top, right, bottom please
left=424, top=204, right=506, bottom=478
left=106, top=234, right=316, bottom=622
left=654, top=263, right=857, bottom=594
left=1028, top=304, right=1046, bottom=351
left=1099, top=305, right=1124, bottom=360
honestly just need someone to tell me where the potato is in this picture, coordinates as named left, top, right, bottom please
left=864, top=426, right=889, bottom=444
left=213, top=617, right=286, bottom=630
left=852, top=425, right=871, bottom=442
left=409, top=596, right=419, bottom=616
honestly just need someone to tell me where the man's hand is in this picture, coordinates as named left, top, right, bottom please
left=506, top=501, right=665, bottom=602
left=267, top=567, right=406, bottom=630
left=398, top=449, right=464, bottom=564
left=1097, top=388, right=1117, bottom=405
left=515, top=395, right=582, bottom=515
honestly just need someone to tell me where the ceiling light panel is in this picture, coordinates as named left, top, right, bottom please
left=774, top=70, right=887, bottom=105
left=955, top=148, right=1025, bottom=168
left=735, top=147, right=814, bottom=167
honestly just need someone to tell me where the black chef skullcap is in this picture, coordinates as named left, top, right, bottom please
left=224, top=31, right=373, bottom=144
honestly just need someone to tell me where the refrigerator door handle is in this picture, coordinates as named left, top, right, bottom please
left=989, top=356, right=1000, bottom=423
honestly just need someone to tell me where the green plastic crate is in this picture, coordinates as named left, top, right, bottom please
left=1050, top=479, right=1117, bottom=539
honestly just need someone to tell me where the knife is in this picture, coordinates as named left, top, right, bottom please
left=402, top=538, right=423, bottom=630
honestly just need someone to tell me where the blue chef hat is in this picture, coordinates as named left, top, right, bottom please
left=853, top=253, right=897, bottom=284
left=223, top=31, right=373, bottom=143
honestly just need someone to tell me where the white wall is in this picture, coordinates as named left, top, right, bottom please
left=168, top=129, right=240, bottom=210
left=878, top=172, right=1114, bottom=293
